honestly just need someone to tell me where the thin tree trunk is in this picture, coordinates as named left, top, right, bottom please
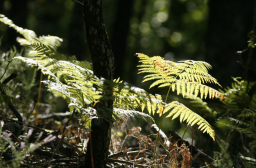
left=83, top=0, right=115, bottom=167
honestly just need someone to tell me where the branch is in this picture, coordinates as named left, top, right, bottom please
left=151, top=124, right=214, bottom=165
left=0, top=59, right=13, bottom=81
left=0, top=73, right=23, bottom=123
left=2, top=73, right=17, bottom=85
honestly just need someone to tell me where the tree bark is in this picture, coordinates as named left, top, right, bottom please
left=83, top=0, right=115, bottom=167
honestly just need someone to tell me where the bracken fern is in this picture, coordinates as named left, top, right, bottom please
left=136, top=53, right=227, bottom=140
left=0, top=14, right=227, bottom=141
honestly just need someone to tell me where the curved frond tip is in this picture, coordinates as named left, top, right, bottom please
left=163, top=101, right=215, bottom=141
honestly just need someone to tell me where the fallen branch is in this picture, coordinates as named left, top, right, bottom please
left=151, top=124, right=215, bottom=166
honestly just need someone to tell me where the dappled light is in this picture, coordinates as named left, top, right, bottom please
left=0, top=0, right=256, bottom=167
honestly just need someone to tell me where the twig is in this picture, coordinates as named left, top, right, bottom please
left=182, top=124, right=189, bottom=140
left=0, top=58, right=14, bottom=81
left=2, top=73, right=17, bottom=85
left=107, top=158, right=147, bottom=167
left=151, top=124, right=170, bottom=148
left=191, top=125, right=194, bottom=156
left=0, top=115, right=57, bottom=133
left=89, top=122, right=94, bottom=168
left=1, top=73, right=23, bottom=128
left=153, top=85, right=172, bottom=162
left=152, top=124, right=214, bottom=164
left=73, top=0, right=84, bottom=6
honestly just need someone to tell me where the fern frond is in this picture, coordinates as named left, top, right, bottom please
left=0, top=14, right=36, bottom=41
left=112, top=81, right=164, bottom=116
left=137, top=54, right=222, bottom=91
left=238, top=109, right=256, bottom=118
left=114, top=108, right=155, bottom=122
left=220, top=79, right=256, bottom=111
left=163, top=101, right=215, bottom=140
left=136, top=53, right=222, bottom=140
left=171, top=81, right=226, bottom=100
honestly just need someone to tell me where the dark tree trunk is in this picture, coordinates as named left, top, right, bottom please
left=83, top=0, right=115, bottom=167
left=205, top=0, right=254, bottom=87
left=111, top=0, right=134, bottom=79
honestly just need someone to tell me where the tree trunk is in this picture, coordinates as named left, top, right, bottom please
left=83, top=0, right=115, bottom=167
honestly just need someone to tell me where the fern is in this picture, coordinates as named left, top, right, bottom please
left=0, top=14, right=160, bottom=124
left=220, top=78, right=256, bottom=111
left=136, top=53, right=227, bottom=141
left=0, top=14, right=226, bottom=140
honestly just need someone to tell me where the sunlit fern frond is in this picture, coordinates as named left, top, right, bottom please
left=37, top=35, right=62, bottom=49
left=111, top=80, right=163, bottom=116
left=0, top=14, right=163, bottom=125
left=30, top=42, right=56, bottom=56
left=114, top=108, right=155, bottom=122
left=162, top=101, right=215, bottom=140
left=137, top=53, right=221, bottom=89
left=170, top=81, right=226, bottom=100
left=0, top=14, right=36, bottom=41
left=14, top=53, right=97, bottom=114
left=15, top=56, right=94, bottom=81
left=0, top=14, right=63, bottom=60
left=112, top=79, right=216, bottom=140
left=136, top=53, right=223, bottom=140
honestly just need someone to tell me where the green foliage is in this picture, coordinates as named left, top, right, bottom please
left=0, top=14, right=225, bottom=141
left=217, top=79, right=256, bottom=149
left=186, top=78, right=256, bottom=167
left=213, top=137, right=233, bottom=168
left=0, top=47, right=37, bottom=111
left=0, top=14, right=156, bottom=124
left=221, top=78, right=256, bottom=111
left=248, top=31, right=256, bottom=48
left=137, top=53, right=223, bottom=98
left=137, top=53, right=226, bottom=141
left=0, top=45, right=39, bottom=120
